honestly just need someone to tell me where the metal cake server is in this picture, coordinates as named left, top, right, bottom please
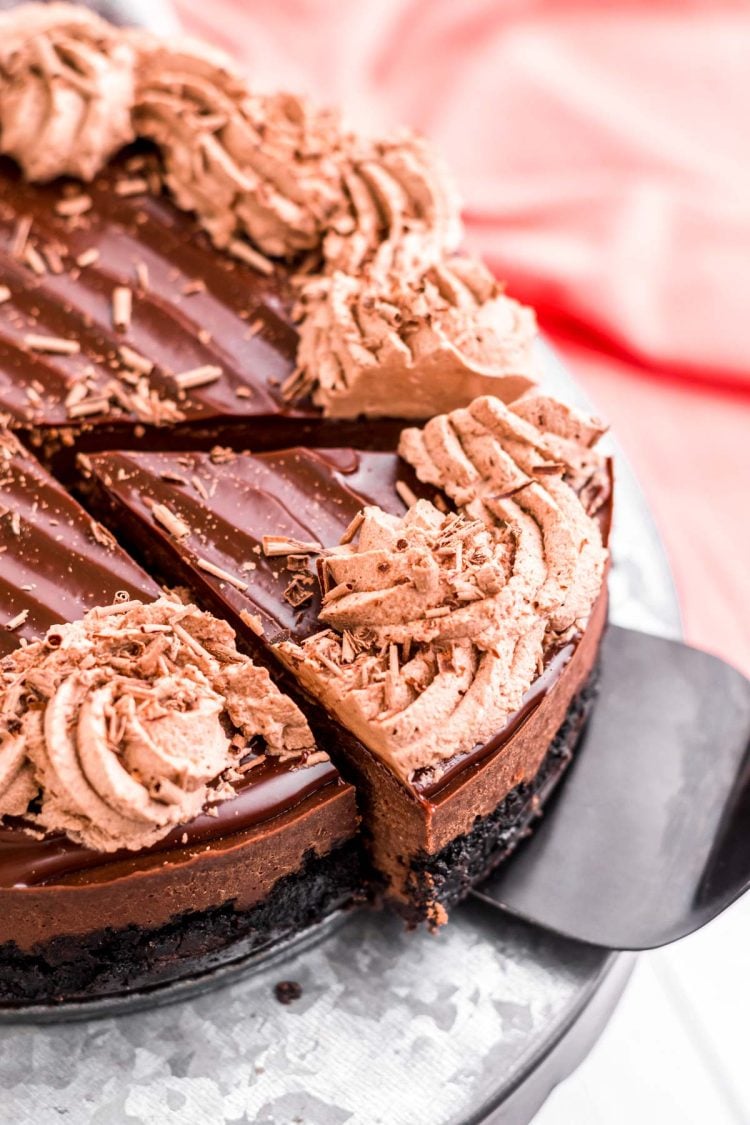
left=473, top=625, right=750, bottom=950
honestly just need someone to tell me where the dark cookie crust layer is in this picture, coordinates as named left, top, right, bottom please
left=0, top=841, right=362, bottom=1008
left=404, top=666, right=600, bottom=923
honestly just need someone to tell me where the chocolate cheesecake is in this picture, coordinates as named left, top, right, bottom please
left=0, top=2, right=613, bottom=1004
left=84, top=390, right=610, bottom=924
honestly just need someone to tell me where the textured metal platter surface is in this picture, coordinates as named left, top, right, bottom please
left=1, top=908, right=633, bottom=1125
left=0, top=342, right=681, bottom=1124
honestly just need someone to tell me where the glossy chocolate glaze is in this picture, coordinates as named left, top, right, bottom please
left=0, top=432, right=159, bottom=654
left=0, top=756, right=340, bottom=889
left=0, top=149, right=298, bottom=432
left=85, top=446, right=433, bottom=642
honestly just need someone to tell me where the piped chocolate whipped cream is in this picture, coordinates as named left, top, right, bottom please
left=133, top=48, right=346, bottom=259
left=0, top=3, right=538, bottom=420
left=133, top=40, right=461, bottom=271
left=289, top=258, right=537, bottom=418
left=0, top=596, right=317, bottom=851
left=277, top=392, right=608, bottom=781
left=0, top=4, right=136, bottom=182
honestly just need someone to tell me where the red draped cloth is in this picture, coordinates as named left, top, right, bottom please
left=175, top=0, right=750, bottom=674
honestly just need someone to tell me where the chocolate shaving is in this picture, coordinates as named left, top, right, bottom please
left=152, top=503, right=190, bottom=539
left=209, top=447, right=235, bottom=464
left=118, top=345, right=153, bottom=375
left=284, top=577, right=315, bottom=608
left=55, top=195, right=92, bottom=218
left=112, top=286, right=132, bottom=331
left=173, top=365, right=223, bottom=390
left=285, top=555, right=311, bottom=573
left=42, top=245, right=65, bottom=275
left=195, top=557, right=248, bottom=591
left=339, top=510, right=364, bottom=546
left=532, top=462, right=565, bottom=475
left=24, top=334, right=80, bottom=356
left=395, top=480, right=418, bottom=508
left=76, top=247, right=99, bottom=267
left=4, top=610, right=29, bottom=631
left=23, top=243, right=47, bottom=276
left=89, top=521, right=116, bottom=549
left=11, top=215, right=32, bottom=258
left=114, top=176, right=149, bottom=196
left=228, top=238, right=274, bottom=275
left=262, top=535, right=323, bottom=557
left=239, top=609, right=265, bottom=636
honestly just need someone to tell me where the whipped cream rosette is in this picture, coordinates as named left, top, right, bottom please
left=133, top=47, right=346, bottom=258
left=0, top=3, right=136, bottom=181
left=0, top=597, right=317, bottom=851
left=289, top=257, right=537, bottom=417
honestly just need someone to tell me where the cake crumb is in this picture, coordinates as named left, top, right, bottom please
left=274, top=980, right=302, bottom=1005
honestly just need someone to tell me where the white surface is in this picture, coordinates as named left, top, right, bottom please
left=535, top=895, right=750, bottom=1124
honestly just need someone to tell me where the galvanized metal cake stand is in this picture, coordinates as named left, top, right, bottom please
left=0, top=341, right=681, bottom=1124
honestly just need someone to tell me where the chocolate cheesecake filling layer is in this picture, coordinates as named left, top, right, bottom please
left=0, top=756, right=338, bottom=888
left=0, top=767, right=358, bottom=951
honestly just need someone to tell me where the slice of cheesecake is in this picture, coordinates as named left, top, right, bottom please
left=85, top=391, right=611, bottom=924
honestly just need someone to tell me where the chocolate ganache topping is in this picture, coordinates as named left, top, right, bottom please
left=276, top=392, right=608, bottom=781
left=0, top=3, right=538, bottom=421
left=0, top=596, right=318, bottom=851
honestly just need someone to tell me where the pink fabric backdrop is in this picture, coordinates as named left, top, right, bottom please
left=174, top=0, right=750, bottom=674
